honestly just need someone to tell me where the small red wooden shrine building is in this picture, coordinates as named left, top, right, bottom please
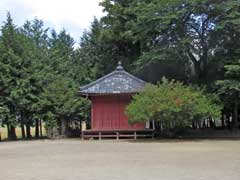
left=79, top=62, right=147, bottom=133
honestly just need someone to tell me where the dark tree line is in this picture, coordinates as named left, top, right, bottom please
left=0, top=0, right=240, bottom=140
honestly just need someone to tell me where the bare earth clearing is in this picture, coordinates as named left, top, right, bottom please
left=0, top=139, right=240, bottom=180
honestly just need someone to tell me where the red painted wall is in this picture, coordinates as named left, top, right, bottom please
left=91, top=95, right=145, bottom=130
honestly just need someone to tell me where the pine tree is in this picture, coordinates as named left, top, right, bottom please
left=0, top=12, right=24, bottom=139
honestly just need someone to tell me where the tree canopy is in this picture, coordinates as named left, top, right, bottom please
left=0, top=13, right=92, bottom=139
left=0, top=0, right=240, bottom=140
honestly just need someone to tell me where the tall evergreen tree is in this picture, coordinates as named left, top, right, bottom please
left=217, top=61, right=240, bottom=128
left=0, top=12, right=36, bottom=139
left=20, top=18, right=50, bottom=138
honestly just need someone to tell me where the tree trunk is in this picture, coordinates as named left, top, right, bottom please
left=26, top=124, right=31, bottom=139
left=11, top=126, right=17, bottom=139
left=7, top=123, right=10, bottom=138
left=200, top=47, right=208, bottom=82
left=20, top=111, right=26, bottom=139
left=233, top=99, right=239, bottom=129
left=9, top=125, right=17, bottom=140
left=21, top=123, right=26, bottom=139
left=39, top=119, right=43, bottom=137
left=61, top=118, right=67, bottom=137
left=221, top=113, right=225, bottom=128
left=80, top=119, right=82, bottom=138
left=192, top=120, right=196, bottom=129
left=35, top=119, right=39, bottom=138
left=193, top=61, right=202, bottom=82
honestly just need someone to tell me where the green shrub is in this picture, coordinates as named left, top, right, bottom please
left=126, top=78, right=222, bottom=130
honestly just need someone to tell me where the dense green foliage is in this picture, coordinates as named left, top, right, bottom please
left=0, top=13, right=91, bottom=139
left=217, top=61, right=240, bottom=128
left=0, top=0, right=240, bottom=140
left=126, top=78, right=222, bottom=129
left=81, top=0, right=240, bottom=84
left=131, top=0, right=240, bottom=83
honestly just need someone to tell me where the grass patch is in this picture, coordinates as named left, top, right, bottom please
left=0, top=126, right=46, bottom=140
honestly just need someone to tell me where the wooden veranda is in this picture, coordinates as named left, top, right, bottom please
left=81, top=129, right=154, bottom=140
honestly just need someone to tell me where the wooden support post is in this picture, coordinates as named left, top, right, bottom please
left=134, top=131, right=137, bottom=140
left=116, top=132, right=119, bottom=140
left=99, top=132, right=102, bottom=140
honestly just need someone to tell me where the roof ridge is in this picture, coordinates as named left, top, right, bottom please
left=80, top=69, right=145, bottom=91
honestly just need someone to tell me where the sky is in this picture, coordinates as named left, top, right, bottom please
left=0, top=0, right=104, bottom=43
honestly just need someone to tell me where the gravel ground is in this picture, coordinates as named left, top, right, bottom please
left=0, top=139, right=240, bottom=180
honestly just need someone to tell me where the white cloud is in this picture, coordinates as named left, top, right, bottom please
left=0, top=0, right=104, bottom=42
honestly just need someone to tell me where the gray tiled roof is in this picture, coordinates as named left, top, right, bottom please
left=79, top=62, right=146, bottom=95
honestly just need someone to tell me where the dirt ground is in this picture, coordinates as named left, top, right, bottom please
left=0, top=139, right=240, bottom=180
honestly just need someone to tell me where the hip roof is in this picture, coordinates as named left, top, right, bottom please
left=78, top=62, right=146, bottom=95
